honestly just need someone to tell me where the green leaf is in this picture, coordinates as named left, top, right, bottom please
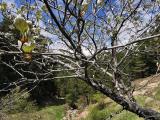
left=0, top=2, right=7, bottom=11
left=57, top=5, right=62, bottom=11
left=116, top=16, right=122, bottom=22
left=41, top=39, right=48, bottom=45
left=14, top=15, right=29, bottom=34
left=22, top=43, right=36, bottom=53
left=107, top=18, right=111, bottom=24
left=41, top=5, right=47, bottom=12
left=36, top=10, right=42, bottom=22
left=30, top=6, right=36, bottom=11
left=20, top=5, right=26, bottom=12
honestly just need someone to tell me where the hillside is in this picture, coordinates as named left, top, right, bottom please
left=134, top=73, right=160, bottom=96
left=72, top=74, right=160, bottom=120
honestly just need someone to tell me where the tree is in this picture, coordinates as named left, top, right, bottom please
left=1, top=0, right=160, bottom=119
left=0, top=9, right=59, bottom=105
left=127, top=14, right=160, bottom=78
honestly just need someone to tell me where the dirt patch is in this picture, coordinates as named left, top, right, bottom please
left=63, top=108, right=89, bottom=120
left=133, top=74, right=160, bottom=96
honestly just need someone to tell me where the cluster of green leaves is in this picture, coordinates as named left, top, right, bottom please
left=0, top=2, right=7, bottom=11
left=13, top=15, right=36, bottom=61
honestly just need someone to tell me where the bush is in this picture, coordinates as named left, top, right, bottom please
left=0, top=86, right=37, bottom=114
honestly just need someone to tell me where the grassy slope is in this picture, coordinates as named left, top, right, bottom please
left=84, top=95, right=160, bottom=120
left=84, top=74, right=160, bottom=120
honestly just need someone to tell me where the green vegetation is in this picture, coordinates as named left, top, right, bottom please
left=9, top=105, right=65, bottom=120
left=84, top=86, right=160, bottom=120
left=39, top=105, right=65, bottom=120
left=84, top=99, right=121, bottom=120
left=1, top=80, right=160, bottom=120
left=0, top=87, right=65, bottom=120
left=1, top=87, right=37, bottom=114
left=84, top=98, right=142, bottom=120
left=112, top=111, right=143, bottom=120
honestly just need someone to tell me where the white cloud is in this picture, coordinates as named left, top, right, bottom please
left=82, top=46, right=94, bottom=57
left=40, top=29, right=57, bottom=40
left=39, top=20, right=58, bottom=40
left=118, top=21, right=136, bottom=45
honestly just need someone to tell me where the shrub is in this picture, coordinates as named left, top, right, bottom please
left=0, top=86, right=37, bottom=114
